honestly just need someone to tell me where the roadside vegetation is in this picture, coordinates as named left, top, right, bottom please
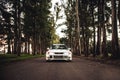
left=0, top=0, right=59, bottom=56
left=59, top=0, right=120, bottom=60
left=0, top=54, right=43, bottom=65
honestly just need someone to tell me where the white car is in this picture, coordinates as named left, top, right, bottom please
left=46, top=44, right=72, bottom=61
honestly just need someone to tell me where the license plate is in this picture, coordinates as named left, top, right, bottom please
left=54, top=56, right=63, bottom=58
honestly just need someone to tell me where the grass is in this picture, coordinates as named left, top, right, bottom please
left=77, top=54, right=120, bottom=66
left=0, top=54, right=44, bottom=65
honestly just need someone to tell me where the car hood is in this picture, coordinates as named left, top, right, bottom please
left=49, top=49, right=69, bottom=53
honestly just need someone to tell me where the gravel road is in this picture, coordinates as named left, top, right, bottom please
left=0, top=57, right=120, bottom=80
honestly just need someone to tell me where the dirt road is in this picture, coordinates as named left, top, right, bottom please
left=0, top=57, right=120, bottom=80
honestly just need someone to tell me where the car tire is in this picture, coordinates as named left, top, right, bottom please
left=46, top=60, right=51, bottom=62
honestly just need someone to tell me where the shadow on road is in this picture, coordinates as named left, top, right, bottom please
left=33, top=58, right=72, bottom=63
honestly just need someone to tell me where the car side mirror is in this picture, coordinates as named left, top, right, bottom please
left=47, top=48, right=50, bottom=51
left=68, top=48, right=71, bottom=51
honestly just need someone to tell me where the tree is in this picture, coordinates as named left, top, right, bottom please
left=101, top=0, right=107, bottom=57
left=0, top=0, right=13, bottom=54
left=111, top=0, right=120, bottom=58
left=118, top=0, right=120, bottom=28
left=0, top=0, right=55, bottom=55
left=89, top=0, right=96, bottom=57
left=61, top=0, right=77, bottom=54
left=96, top=0, right=107, bottom=57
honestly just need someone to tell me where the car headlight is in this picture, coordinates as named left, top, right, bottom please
left=46, top=51, right=54, bottom=55
left=64, top=52, right=71, bottom=55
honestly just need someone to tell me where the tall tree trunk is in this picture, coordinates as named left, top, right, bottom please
left=81, top=25, right=85, bottom=55
left=91, top=1, right=96, bottom=57
left=111, top=0, right=120, bottom=58
left=96, top=0, right=102, bottom=55
left=39, top=34, right=41, bottom=54
left=7, top=34, right=11, bottom=54
left=17, top=0, right=21, bottom=56
left=102, top=25, right=107, bottom=57
left=13, top=0, right=21, bottom=56
left=7, top=23, right=11, bottom=54
left=24, top=36, right=29, bottom=54
left=33, top=16, right=36, bottom=55
left=101, top=0, right=107, bottom=57
left=28, top=38, right=30, bottom=54
left=24, top=38, right=27, bottom=53
left=75, top=0, right=81, bottom=55
left=118, top=0, right=120, bottom=26
left=14, top=0, right=18, bottom=55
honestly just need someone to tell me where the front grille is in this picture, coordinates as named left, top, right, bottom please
left=54, top=56, right=63, bottom=58
left=55, top=52, right=63, bottom=54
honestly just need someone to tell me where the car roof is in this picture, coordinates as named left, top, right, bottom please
left=52, top=44, right=65, bottom=45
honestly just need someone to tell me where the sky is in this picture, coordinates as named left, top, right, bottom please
left=50, top=0, right=67, bottom=38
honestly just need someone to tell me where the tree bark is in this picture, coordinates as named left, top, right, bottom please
left=118, top=0, right=120, bottom=26
left=100, top=0, right=107, bottom=57
left=75, top=0, right=81, bottom=55
left=13, top=0, right=18, bottom=55
left=96, top=0, right=102, bottom=55
left=111, top=0, right=120, bottom=58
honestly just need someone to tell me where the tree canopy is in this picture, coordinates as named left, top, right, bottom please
left=0, top=0, right=58, bottom=55
left=60, top=0, right=120, bottom=59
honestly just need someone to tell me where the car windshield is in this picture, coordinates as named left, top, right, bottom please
left=51, top=44, right=68, bottom=49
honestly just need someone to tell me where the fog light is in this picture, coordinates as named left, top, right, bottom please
left=50, top=55, right=52, bottom=58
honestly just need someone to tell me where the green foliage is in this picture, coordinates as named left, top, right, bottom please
left=0, top=54, right=43, bottom=64
left=60, top=0, right=120, bottom=58
left=0, top=0, right=57, bottom=55
left=60, top=37, right=68, bottom=44
left=22, top=0, right=55, bottom=54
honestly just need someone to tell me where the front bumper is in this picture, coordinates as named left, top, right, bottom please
left=46, top=54, right=72, bottom=61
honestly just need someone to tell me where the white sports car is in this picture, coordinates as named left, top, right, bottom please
left=46, top=44, right=72, bottom=61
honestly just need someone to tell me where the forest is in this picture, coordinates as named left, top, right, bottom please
left=0, top=0, right=58, bottom=56
left=0, top=0, right=120, bottom=59
left=59, top=0, right=120, bottom=59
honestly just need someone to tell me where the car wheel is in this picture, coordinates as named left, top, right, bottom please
left=46, top=60, right=51, bottom=62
